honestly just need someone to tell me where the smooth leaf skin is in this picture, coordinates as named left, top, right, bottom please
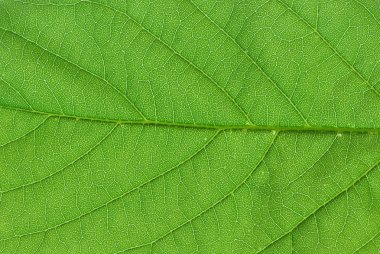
left=0, top=1, right=380, bottom=254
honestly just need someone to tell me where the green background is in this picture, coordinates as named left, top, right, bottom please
left=1, top=0, right=380, bottom=253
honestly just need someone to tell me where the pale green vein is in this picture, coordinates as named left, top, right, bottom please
left=353, top=229, right=380, bottom=253
left=0, top=76, right=34, bottom=110
left=0, top=116, right=49, bottom=148
left=188, top=0, right=310, bottom=126
left=256, top=158, right=380, bottom=253
left=0, top=129, right=220, bottom=241
left=277, top=0, right=380, bottom=98
left=116, top=130, right=279, bottom=254
left=1, top=104, right=380, bottom=133
left=352, top=0, right=380, bottom=28
left=283, top=134, right=338, bottom=190
left=7, top=0, right=254, bottom=125
left=81, top=0, right=254, bottom=125
left=0, top=123, right=117, bottom=194
left=0, top=2, right=379, bottom=253
left=0, top=27, right=147, bottom=121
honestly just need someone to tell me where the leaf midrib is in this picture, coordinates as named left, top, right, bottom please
left=87, top=0, right=309, bottom=126
left=1, top=1, right=380, bottom=253
left=3, top=102, right=380, bottom=253
left=1, top=104, right=380, bottom=133
left=3, top=1, right=380, bottom=134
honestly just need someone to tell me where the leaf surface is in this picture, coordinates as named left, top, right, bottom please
left=1, top=0, right=380, bottom=253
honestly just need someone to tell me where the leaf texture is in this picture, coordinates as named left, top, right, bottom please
left=0, top=0, right=380, bottom=253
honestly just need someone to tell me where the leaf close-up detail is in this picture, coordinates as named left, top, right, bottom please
left=1, top=0, right=380, bottom=253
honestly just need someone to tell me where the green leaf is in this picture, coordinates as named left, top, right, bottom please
left=1, top=0, right=380, bottom=253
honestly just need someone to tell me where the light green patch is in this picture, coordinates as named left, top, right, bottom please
left=0, top=0, right=380, bottom=253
